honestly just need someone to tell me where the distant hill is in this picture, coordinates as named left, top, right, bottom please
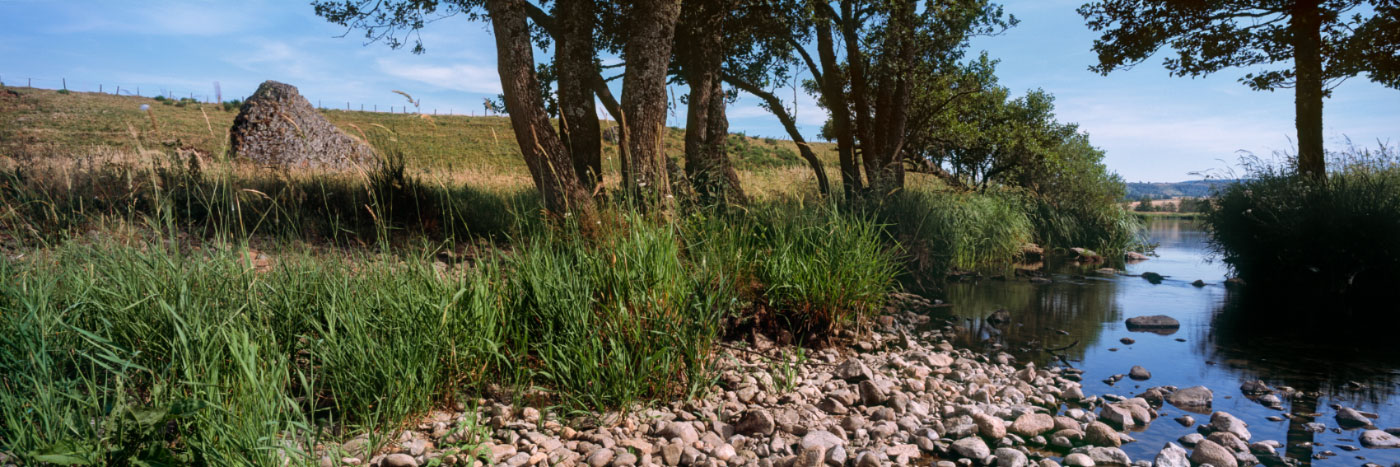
left=1125, top=179, right=1237, bottom=200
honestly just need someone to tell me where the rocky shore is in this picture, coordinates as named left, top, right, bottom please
left=316, top=293, right=1397, bottom=467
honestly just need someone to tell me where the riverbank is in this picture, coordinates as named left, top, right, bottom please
left=306, top=292, right=1400, bottom=467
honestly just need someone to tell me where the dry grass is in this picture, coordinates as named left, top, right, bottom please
left=0, top=85, right=838, bottom=177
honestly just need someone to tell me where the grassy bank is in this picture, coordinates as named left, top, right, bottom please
left=1205, top=147, right=1400, bottom=305
left=0, top=84, right=1143, bottom=464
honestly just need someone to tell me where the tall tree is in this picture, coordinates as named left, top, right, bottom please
left=313, top=0, right=684, bottom=213
left=616, top=0, right=684, bottom=212
left=555, top=0, right=603, bottom=188
left=801, top=0, right=1013, bottom=195
left=485, top=0, right=597, bottom=223
left=676, top=0, right=747, bottom=205
left=1079, top=0, right=1400, bottom=179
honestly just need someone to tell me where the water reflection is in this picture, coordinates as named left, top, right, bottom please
left=936, top=219, right=1400, bottom=467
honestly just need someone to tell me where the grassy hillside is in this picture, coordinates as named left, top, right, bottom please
left=1125, top=179, right=1234, bottom=200
left=0, top=86, right=837, bottom=180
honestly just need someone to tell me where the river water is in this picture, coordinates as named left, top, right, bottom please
left=940, top=219, right=1400, bottom=466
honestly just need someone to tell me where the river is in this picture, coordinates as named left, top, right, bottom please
left=940, top=219, right=1400, bottom=466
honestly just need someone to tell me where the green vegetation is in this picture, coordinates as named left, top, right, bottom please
left=0, top=84, right=1141, bottom=464
left=1205, top=146, right=1400, bottom=303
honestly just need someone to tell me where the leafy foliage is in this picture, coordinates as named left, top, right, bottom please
left=1078, top=0, right=1399, bottom=91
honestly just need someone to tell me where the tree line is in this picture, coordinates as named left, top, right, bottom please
left=313, top=0, right=1398, bottom=226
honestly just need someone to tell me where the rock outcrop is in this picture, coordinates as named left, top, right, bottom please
left=229, top=81, right=374, bottom=170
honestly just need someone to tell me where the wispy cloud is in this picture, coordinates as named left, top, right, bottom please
left=375, top=59, right=502, bottom=95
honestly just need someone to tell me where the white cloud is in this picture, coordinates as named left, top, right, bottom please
left=375, top=59, right=502, bottom=95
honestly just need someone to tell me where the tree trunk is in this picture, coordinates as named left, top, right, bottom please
left=1292, top=0, right=1326, bottom=180
left=486, top=0, right=596, bottom=224
left=555, top=0, right=602, bottom=188
left=841, top=1, right=880, bottom=188
left=620, top=0, right=683, bottom=211
left=679, top=0, right=746, bottom=205
left=817, top=19, right=862, bottom=198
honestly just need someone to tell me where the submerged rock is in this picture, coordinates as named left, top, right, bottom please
left=1166, top=386, right=1213, bottom=413
left=1124, top=315, right=1180, bottom=333
left=1337, top=407, right=1374, bottom=428
left=1141, top=272, right=1165, bottom=284
left=1360, top=430, right=1400, bottom=449
left=1206, top=411, right=1252, bottom=441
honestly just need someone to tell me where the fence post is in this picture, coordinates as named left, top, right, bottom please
left=116, top=86, right=120, bottom=95
left=28, top=78, right=32, bottom=88
left=100, top=84, right=103, bottom=93
left=62, top=78, right=67, bottom=90
left=346, top=101, right=350, bottom=111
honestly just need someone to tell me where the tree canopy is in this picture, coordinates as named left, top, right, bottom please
left=1078, top=0, right=1400, bottom=178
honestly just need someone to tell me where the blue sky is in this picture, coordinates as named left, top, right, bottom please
left=2, top=0, right=1396, bottom=182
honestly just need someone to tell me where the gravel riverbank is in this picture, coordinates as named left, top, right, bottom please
left=318, top=293, right=1395, bottom=467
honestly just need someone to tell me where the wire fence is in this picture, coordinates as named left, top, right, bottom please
left=0, top=74, right=506, bottom=118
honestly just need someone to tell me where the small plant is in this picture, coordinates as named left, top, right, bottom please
left=56, top=89, right=70, bottom=95
left=770, top=347, right=806, bottom=393
left=425, top=409, right=492, bottom=466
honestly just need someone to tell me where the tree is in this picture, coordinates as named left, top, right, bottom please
left=313, top=0, right=683, bottom=214
left=484, top=0, right=597, bottom=224
left=617, top=0, right=684, bottom=212
left=1135, top=196, right=1154, bottom=212
left=1079, top=0, right=1400, bottom=180
left=675, top=0, right=747, bottom=205
left=806, top=0, right=1014, bottom=195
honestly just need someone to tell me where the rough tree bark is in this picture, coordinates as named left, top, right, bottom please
left=679, top=0, right=747, bottom=205
left=555, top=0, right=602, bottom=188
left=486, top=0, right=595, bottom=224
left=1291, top=0, right=1326, bottom=180
left=620, top=0, right=683, bottom=211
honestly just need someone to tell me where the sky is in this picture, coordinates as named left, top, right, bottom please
left=1, top=0, right=1396, bottom=182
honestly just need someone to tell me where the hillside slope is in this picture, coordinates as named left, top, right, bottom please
left=0, top=86, right=836, bottom=175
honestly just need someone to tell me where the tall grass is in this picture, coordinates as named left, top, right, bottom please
left=872, top=188, right=1034, bottom=278
left=1027, top=194, right=1144, bottom=259
left=0, top=147, right=535, bottom=246
left=0, top=199, right=905, bottom=464
left=1205, top=145, right=1400, bottom=305
left=687, top=203, right=899, bottom=342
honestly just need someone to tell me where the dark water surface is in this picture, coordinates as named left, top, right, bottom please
left=941, top=219, right=1400, bottom=466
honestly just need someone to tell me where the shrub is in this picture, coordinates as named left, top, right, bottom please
left=1205, top=146, right=1400, bottom=304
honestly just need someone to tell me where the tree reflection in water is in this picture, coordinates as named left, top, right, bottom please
left=1207, top=290, right=1400, bottom=467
